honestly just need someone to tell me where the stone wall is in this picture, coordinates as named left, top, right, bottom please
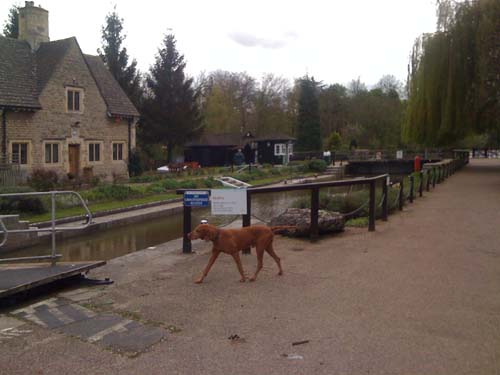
left=6, top=39, right=132, bottom=182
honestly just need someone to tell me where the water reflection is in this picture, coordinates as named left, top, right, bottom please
left=7, top=185, right=355, bottom=262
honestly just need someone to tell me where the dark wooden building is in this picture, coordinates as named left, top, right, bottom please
left=184, top=132, right=295, bottom=167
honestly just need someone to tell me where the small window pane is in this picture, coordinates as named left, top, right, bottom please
left=45, top=144, right=51, bottom=163
left=67, top=91, right=74, bottom=111
left=53, top=144, right=59, bottom=163
left=74, top=91, right=80, bottom=111
left=95, top=144, right=100, bottom=161
left=89, top=144, right=94, bottom=162
left=118, top=144, right=123, bottom=160
left=113, top=144, right=117, bottom=160
left=20, top=144, right=28, bottom=164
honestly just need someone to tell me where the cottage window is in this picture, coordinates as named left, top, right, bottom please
left=67, top=88, right=83, bottom=112
left=274, top=143, right=286, bottom=156
left=12, top=143, right=28, bottom=164
left=45, top=143, right=59, bottom=164
left=112, top=143, right=124, bottom=161
left=88, top=143, right=101, bottom=162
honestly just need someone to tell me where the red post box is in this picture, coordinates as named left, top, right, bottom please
left=414, top=155, right=421, bottom=172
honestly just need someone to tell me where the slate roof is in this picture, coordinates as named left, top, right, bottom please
left=253, top=133, right=296, bottom=142
left=185, top=132, right=295, bottom=147
left=0, top=35, right=139, bottom=118
left=84, top=54, right=139, bottom=118
left=36, top=38, right=75, bottom=94
left=185, top=133, right=243, bottom=147
left=0, top=36, right=41, bottom=109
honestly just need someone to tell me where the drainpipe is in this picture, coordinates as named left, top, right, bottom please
left=127, top=118, right=132, bottom=160
left=1, top=109, right=7, bottom=163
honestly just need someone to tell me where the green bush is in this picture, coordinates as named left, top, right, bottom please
left=307, top=159, right=327, bottom=173
left=179, top=180, right=197, bottom=189
left=81, top=184, right=139, bottom=202
left=202, top=176, right=221, bottom=188
left=0, top=187, right=47, bottom=214
left=28, top=169, right=59, bottom=191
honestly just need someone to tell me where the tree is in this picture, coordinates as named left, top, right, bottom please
left=319, top=83, right=348, bottom=138
left=98, top=8, right=142, bottom=107
left=143, top=33, right=202, bottom=162
left=295, top=76, right=322, bottom=152
left=2, top=4, right=19, bottom=38
left=404, top=0, right=500, bottom=146
left=326, top=131, right=342, bottom=152
left=200, top=71, right=256, bottom=134
left=254, top=74, right=294, bottom=136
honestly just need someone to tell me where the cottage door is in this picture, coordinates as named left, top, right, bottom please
left=68, top=144, right=80, bottom=177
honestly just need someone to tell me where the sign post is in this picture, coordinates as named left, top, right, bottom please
left=210, top=189, right=247, bottom=215
left=182, top=191, right=209, bottom=253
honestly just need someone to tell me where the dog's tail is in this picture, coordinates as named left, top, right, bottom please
left=270, top=225, right=297, bottom=234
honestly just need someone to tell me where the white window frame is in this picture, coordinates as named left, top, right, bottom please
left=274, top=143, right=286, bottom=156
left=66, top=87, right=84, bottom=113
left=88, top=142, right=103, bottom=164
left=44, top=141, right=62, bottom=165
left=112, top=142, right=126, bottom=161
left=10, top=141, right=30, bottom=165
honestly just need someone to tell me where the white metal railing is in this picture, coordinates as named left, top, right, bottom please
left=0, top=191, right=92, bottom=263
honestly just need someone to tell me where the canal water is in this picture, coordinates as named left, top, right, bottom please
left=6, top=188, right=352, bottom=262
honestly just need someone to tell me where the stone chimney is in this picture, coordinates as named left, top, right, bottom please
left=18, top=1, right=49, bottom=50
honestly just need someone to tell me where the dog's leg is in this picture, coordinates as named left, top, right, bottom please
left=194, top=250, right=220, bottom=284
left=265, top=244, right=283, bottom=276
left=249, top=247, right=264, bottom=281
left=231, top=252, right=247, bottom=282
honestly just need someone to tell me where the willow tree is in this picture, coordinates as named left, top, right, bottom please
left=404, top=0, right=500, bottom=146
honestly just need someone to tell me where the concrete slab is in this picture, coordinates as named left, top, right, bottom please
left=58, top=314, right=124, bottom=340
left=100, top=323, right=166, bottom=353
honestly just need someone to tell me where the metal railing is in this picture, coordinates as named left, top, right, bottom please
left=0, top=191, right=93, bottom=263
left=176, top=151, right=470, bottom=254
left=177, top=174, right=390, bottom=253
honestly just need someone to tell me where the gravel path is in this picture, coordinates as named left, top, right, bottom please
left=2, top=158, right=500, bottom=375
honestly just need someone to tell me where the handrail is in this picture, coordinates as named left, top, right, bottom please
left=0, top=191, right=93, bottom=264
left=177, top=174, right=389, bottom=253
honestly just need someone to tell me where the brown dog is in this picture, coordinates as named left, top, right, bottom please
left=188, top=224, right=292, bottom=283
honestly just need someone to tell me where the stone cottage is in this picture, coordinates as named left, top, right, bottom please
left=0, top=2, right=139, bottom=182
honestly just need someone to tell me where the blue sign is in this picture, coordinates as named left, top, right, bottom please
left=184, top=190, right=209, bottom=207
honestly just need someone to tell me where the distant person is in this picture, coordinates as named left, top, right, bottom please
left=233, top=149, right=245, bottom=166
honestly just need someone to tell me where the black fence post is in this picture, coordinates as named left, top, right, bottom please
left=426, top=169, right=431, bottom=192
left=382, top=177, right=388, bottom=221
left=419, top=170, right=423, bottom=197
left=310, top=187, right=320, bottom=240
left=399, top=179, right=404, bottom=211
left=432, top=167, right=436, bottom=188
left=182, top=205, right=192, bottom=253
left=409, top=175, right=414, bottom=203
left=368, top=181, right=376, bottom=231
left=242, top=190, right=252, bottom=254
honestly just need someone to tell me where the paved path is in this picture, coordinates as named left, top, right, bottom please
left=2, top=159, right=500, bottom=374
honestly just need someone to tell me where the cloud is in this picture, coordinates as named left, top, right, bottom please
left=228, top=31, right=298, bottom=49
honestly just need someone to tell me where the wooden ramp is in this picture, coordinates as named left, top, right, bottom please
left=0, top=261, right=105, bottom=299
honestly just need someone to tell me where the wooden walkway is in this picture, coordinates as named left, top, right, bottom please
left=0, top=262, right=105, bottom=299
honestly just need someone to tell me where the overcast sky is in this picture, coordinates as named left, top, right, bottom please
left=2, top=0, right=438, bottom=87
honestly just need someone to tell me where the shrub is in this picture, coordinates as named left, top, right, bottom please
left=202, top=176, right=222, bottom=188
left=81, top=184, right=139, bottom=202
left=0, top=186, right=47, bottom=214
left=179, top=180, right=197, bottom=189
left=28, top=169, right=59, bottom=191
left=307, top=159, right=327, bottom=173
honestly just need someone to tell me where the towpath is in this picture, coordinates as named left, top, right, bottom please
left=1, top=158, right=500, bottom=374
